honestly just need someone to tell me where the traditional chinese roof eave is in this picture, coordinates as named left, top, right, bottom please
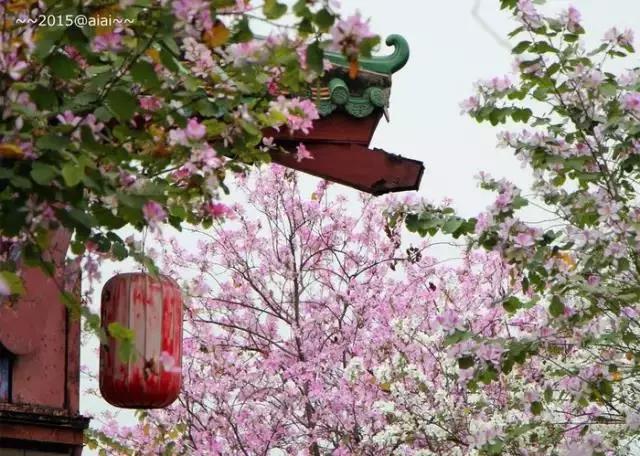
left=270, top=34, right=423, bottom=196
left=311, top=35, right=410, bottom=119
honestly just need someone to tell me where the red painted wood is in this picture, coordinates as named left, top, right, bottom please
left=100, top=273, right=183, bottom=409
left=267, top=111, right=382, bottom=145
left=65, top=262, right=82, bottom=414
left=0, top=421, right=85, bottom=446
left=270, top=142, right=425, bottom=195
left=0, top=228, right=89, bottom=453
left=0, top=229, right=70, bottom=356
left=4, top=230, right=71, bottom=408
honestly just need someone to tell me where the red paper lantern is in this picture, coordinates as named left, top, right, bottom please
left=99, top=273, right=183, bottom=408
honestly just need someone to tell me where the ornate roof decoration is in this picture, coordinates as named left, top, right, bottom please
left=311, top=35, right=410, bottom=118
left=325, top=35, right=410, bottom=76
left=271, top=34, right=423, bottom=196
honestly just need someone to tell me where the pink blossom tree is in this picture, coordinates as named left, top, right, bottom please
left=397, top=1, right=640, bottom=453
left=90, top=165, right=517, bottom=454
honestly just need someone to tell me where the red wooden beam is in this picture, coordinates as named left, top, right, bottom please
left=270, top=142, right=424, bottom=196
left=267, top=111, right=382, bottom=145
left=268, top=111, right=424, bottom=195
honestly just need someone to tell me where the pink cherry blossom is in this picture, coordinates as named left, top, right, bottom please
left=182, top=37, right=215, bottom=76
left=514, top=231, right=535, bottom=248
left=270, top=96, right=320, bottom=135
left=476, top=344, right=504, bottom=365
left=92, top=32, right=122, bottom=52
left=64, top=45, right=88, bottom=69
left=0, top=50, right=28, bottom=80
left=56, top=111, right=82, bottom=127
left=330, top=12, right=374, bottom=58
left=516, top=0, right=543, bottom=28
left=295, top=143, right=313, bottom=162
left=158, top=351, right=182, bottom=374
left=604, top=27, right=633, bottom=47
left=142, top=201, right=167, bottom=228
left=118, top=171, right=136, bottom=188
left=459, top=96, right=480, bottom=114
left=168, top=128, right=187, bottom=146
left=620, top=29, right=634, bottom=47
left=0, top=275, right=10, bottom=296
left=139, top=96, right=163, bottom=112
left=185, top=118, right=206, bottom=141
left=561, top=6, right=581, bottom=32
left=436, top=308, right=462, bottom=333
left=622, top=92, right=640, bottom=112
left=172, top=0, right=207, bottom=23
left=226, top=41, right=266, bottom=67
left=202, top=201, right=233, bottom=219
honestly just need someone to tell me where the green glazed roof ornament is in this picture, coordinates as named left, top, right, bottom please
left=307, top=35, right=409, bottom=118
left=324, top=34, right=410, bottom=75
left=313, top=79, right=388, bottom=118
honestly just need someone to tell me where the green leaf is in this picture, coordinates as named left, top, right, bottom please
left=111, top=242, right=128, bottom=261
left=531, top=42, right=557, bottom=54
left=33, top=35, right=57, bottom=61
left=564, top=33, right=579, bottom=43
left=360, top=36, right=381, bottom=58
left=442, top=217, right=464, bottom=234
left=10, top=175, right=32, bottom=189
left=203, top=119, right=227, bottom=137
left=232, top=16, right=253, bottom=42
left=531, top=401, right=543, bottom=415
left=263, top=0, right=287, bottom=20
left=458, top=356, right=475, bottom=369
left=314, top=8, right=335, bottom=31
left=107, top=322, right=137, bottom=362
left=298, top=18, right=313, bottom=35
left=68, top=208, right=97, bottom=230
left=478, top=366, right=498, bottom=384
left=292, top=0, right=312, bottom=18
left=503, top=296, right=522, bottom=314
left=512, top=40, right=531, bottom=54
left=549, top=295, right=564, bottom=317
left=29, top=85, right=59, bottom=110
left=108, top=322, right=134, bottom=341
left=61, top=162, right=85, bottom=187
left=69, top=91, right=100, bottom=109
left=306, top=41, right=324, bottom=74
left=159, top=47, right=180, bottom=73
left=31, top=163, right=58, bottom=185
left=0, top=271, right=25, bottom=295
left=105, top=89, right=138, bottom=122
left=600, top=82, right=618, bottom=97
left=484, top=440, right=505, bottom=456
left=512, top=108, right=533, bottom=123
left=130, top=61, right=161, bottom=89
left=405, top=214, right=420, bottom=233
left=598, top=379, right=613, bottom=398
left=36, top=134, right=70, bottom=151
left=512, top=195, right=529, bottom=209
left=240, top=120, right=260, bottom=137
left=47, top=53, right=79, bottom=80
left=162, top=37, right=180, bottom=56
left=444, top=330, right=472, bottom=346
left=61, top=291, right=82, bottom=316
left=544, top=387, right=553, bottom=402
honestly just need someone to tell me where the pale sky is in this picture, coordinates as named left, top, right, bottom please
left=81, top=0, right=640, bottom=450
